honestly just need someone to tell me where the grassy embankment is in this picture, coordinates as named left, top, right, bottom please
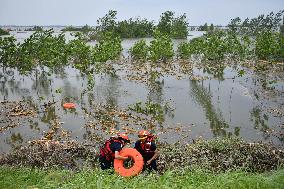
left=1, top=138, right=284, bottom=188
left=0, top=166, right=283, bottom=189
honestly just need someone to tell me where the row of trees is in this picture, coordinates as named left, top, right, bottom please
left=197, top=23, right=214, bottom=31
left=129, top=30, right=174, bottom=62
left=24, top=26, right=44, bottom=31
left=63, top=10, right=189, bottom=39
left=61, top=25, right=93, bottom=32
left=1, top=11, right=283, bottom=71
left=95, top=10, right=154, bottom=38
left=156, top=11, right=189, bottom=38
left=130, top=28, right=284, bottom=63
left=129, top=11, right=284, bottom=63
left=228, top=10, right=284, bottom=35
left=176, top=10, right=284, bottom=62
left=177, top=30, right=284, bottom=62
left=0, top=29, right=122, bottom=74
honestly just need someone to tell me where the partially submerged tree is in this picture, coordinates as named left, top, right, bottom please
left=280, top=15, right=284, bottom=36
left=0, top=28, right=10, bottom=36
left=228, top=10, right=284, bottom=35
left=157, top=11, right=189, bottom=38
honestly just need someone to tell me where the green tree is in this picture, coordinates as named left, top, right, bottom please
left=280, top=16, right=284, bottom=36
left=171, top=13, right=189, bottom=38
left=228, top=10, right=284, bottom=35
left=198, top=23, right=209, bottom=31
left=25, top=26, right=43, bottom=31
left=228, top=17, right=241, bottom=33
left=149, top=30, right=174, bottom=62
left=157, top=11, right=174, bottom=35
left=157, top=11, right=189, bottom=39
left=129, top=39, right=148, bottom=60
left=177, top=42, right=192, bottom=59
left=68, top=33, right=93, bottom=72
left=0, top=36, right=17, bottom=68
left=0, top=28, right=9, bottom=36
left=96, top=10, right=118, bottom=33
left=116, top=17, right=154, bottom=38
left=209, top=24, right=214, bottom=32
left=93, top=32, right=122, bottom=62
left=255, top=31, right=283, bottom=60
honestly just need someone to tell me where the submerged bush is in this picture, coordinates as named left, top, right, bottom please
left=0, top=28, right=9, bottom=36
left=202, top=31, right=227, bottom=60
left=0, top=29, right=70, bottom=74
left=224, top=32, right=251, bottom=59
left=177, top=42, right=192, bottom=59
left=68, top=33, right=94, bottom=72
left=177, top=29, right=283, bottom=62
left=93, top=31, right=122, bottom=62
left=157, top=11, right=189, bottom=39
left=96, top=10, right=155, bottom=39
left=15, top=29, right=69, bottom=73
left=255, top=31, right=284, bottom=61
left=0, top=29, right=122, bottom=75
left=0, top=36, right=17, bottom=68
left=128, top=101, right=165, bottom=122
left=94, top=10, right=188, bottom=39
left=149, top=30, right=174, bottom=62
left=228, top=10, right=284, bottom=36
left=129, top=39, right=148, bottom=61
left=116, top=18, right=154, bottom=38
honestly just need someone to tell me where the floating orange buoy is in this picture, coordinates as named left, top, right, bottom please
left=114, top=148, right=144, bottom=177
left=63, top=103, right=76, bottom=109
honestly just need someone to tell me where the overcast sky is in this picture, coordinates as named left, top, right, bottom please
left=0, top=0, right=283, bottom=26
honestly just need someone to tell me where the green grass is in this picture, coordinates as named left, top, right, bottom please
left=0, top=166, right=283, bottom=189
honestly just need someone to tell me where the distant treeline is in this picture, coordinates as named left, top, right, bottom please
left=61, top=25, right=93, bottom=32
left=25, top=26, right=44, bottom=31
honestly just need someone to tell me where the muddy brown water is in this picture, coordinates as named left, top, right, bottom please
left=0, top=31, right=283, bottom=154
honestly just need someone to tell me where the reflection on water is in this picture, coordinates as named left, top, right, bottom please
left=250, top=107, right=270, bottom=139
left=6, top=133, right=23, bottom=150
left=104, top=76, right=119, bottom=109
left=190, top=80, right=229, bottom=137
left=41, top=106, right=57, bottom=124
left=147, top=80, right=164, bottom=104
left=0, top=64, right=282, bottom=153
left=0, top=32, right=283, bottom=153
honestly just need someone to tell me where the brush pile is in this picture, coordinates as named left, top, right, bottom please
left=1, top=138, right=283, bottom=173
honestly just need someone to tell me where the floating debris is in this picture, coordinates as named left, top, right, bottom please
left=7, top=102, right=36, bottom=117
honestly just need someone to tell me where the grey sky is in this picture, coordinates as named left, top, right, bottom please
left=0, top=0, right=283, bottom=26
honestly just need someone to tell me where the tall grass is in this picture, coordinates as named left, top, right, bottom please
left=0, top=166, right=283, bottom=189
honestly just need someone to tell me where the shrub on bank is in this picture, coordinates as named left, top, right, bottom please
left=0, top=28, right=9, bottom=36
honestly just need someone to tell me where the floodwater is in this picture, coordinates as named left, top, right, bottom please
left=0, top=31, right=283, bottom=154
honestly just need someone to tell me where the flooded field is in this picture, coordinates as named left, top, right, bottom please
left=0, top=31, right=283, bottom=154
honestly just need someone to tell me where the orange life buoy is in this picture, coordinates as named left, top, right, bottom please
left=63, top=103, right=76, bottom=109
left=114, top=148, right=144, bottom=177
